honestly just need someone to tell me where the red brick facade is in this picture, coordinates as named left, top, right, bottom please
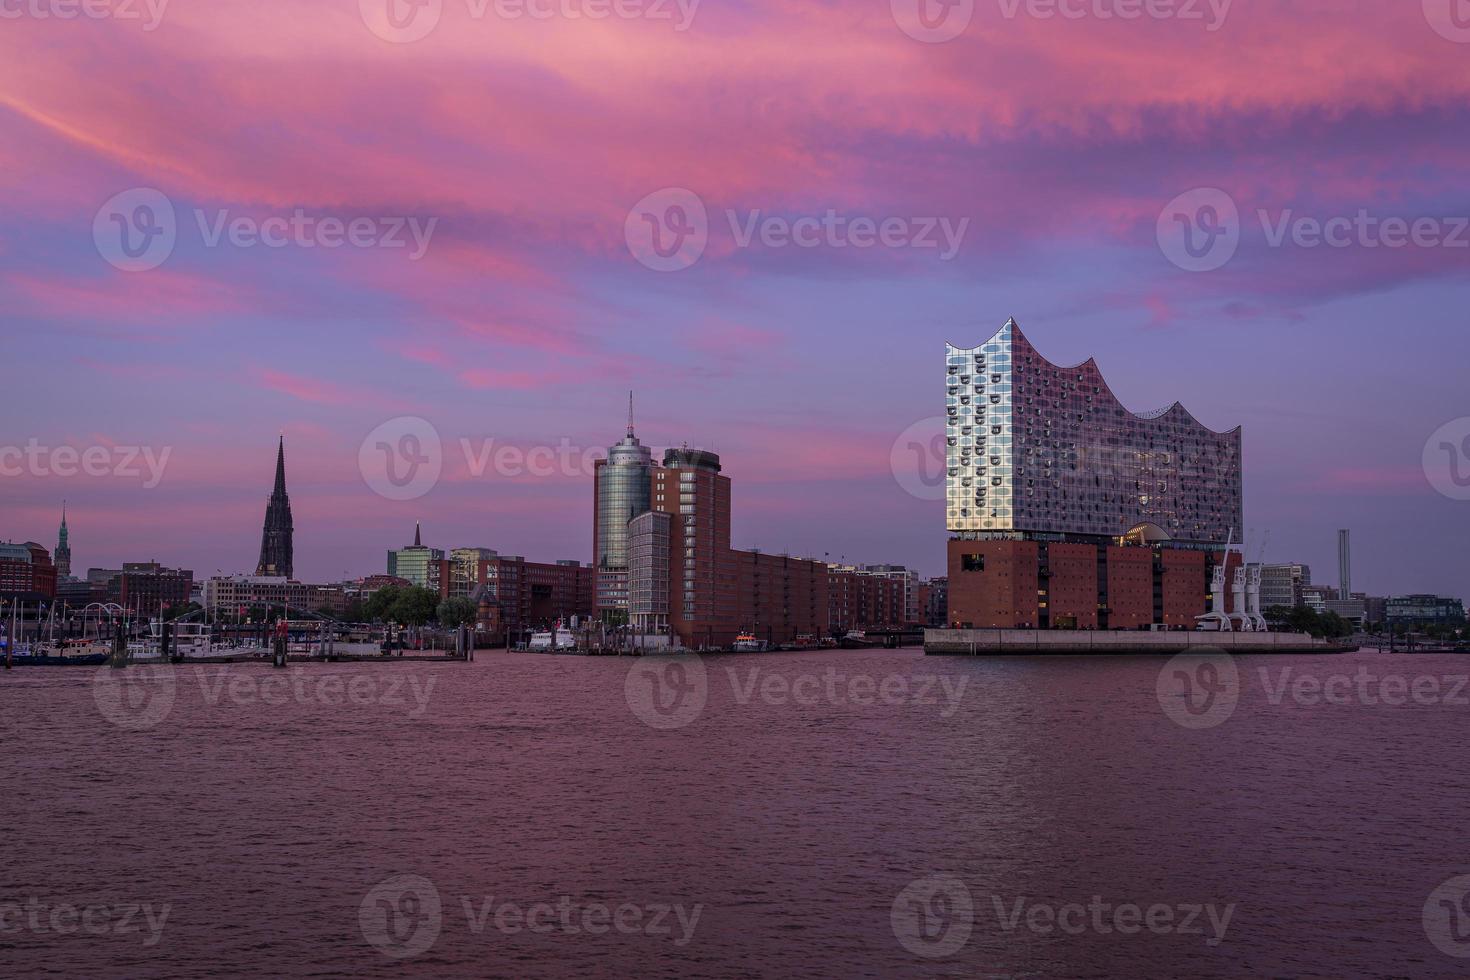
left=948, top=538, right=1216, bottom=630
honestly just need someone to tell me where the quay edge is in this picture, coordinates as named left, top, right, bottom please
left=924, top=629, right=1359, bottom=656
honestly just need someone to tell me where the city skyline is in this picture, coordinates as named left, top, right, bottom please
left=2, top=360, right=1459, bottom=602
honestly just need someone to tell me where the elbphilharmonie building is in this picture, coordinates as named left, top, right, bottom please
left=945, top=319, right=1244, bottom=629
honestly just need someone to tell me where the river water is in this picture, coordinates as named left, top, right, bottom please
left=3, top=646, right=1468, bottom=977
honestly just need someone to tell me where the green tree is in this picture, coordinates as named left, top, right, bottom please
left=162, top=602, right=202, bottom=622
left=391, top=587, right=439, bottom=627
left=437, top=596, right=477, bottom=629
left=364, top=586, right=401, bottom=623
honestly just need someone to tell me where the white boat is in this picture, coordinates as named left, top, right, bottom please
left=529, top=623, right=577, bottom=652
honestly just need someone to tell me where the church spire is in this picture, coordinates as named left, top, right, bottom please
left=256, top=436, right=294, bottom=579
left=273, top=434, right=287, bottom=496
left=414, top=520, right=422, bottom=548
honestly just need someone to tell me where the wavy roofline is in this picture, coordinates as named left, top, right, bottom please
left=947, top=317, right=1241, bottom=437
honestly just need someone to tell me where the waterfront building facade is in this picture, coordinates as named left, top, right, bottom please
left=945, top=319, right=1244, bottom=629
left=627, top=511, right=671, bottom=634
left=0, top=542, right=57, bottom=600
left=828, top=565, right=906, bottom=633
left=1385, top=594, right=1465, bottom=626
left=464, top=556, right=595, bottom=638
left=109, top=562, right=194, bottom=613
left=203, top=575, right=345, bottom=616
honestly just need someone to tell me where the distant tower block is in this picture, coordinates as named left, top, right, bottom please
left=1337, top=529, right=1351, bottom=599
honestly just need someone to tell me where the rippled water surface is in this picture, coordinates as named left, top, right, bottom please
left=4, top=646, right=1469, bottom=977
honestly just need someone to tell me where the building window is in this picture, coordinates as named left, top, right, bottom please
left=961, top=554, right=985, bottom=572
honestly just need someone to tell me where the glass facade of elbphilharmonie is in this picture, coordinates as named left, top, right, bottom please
left=945, top=319, right=1242, bottom=547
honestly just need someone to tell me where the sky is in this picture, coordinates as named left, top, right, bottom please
left=2, top=0, right=1468, bottom=595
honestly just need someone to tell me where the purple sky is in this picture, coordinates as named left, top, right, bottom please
left=3, top=0, right=1467, bottom=596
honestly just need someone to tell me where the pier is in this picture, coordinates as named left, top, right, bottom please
left=925, top=629, right=1359, bottom=656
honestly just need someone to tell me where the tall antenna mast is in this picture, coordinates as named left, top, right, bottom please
left=627, top=390, right=635, bottom=438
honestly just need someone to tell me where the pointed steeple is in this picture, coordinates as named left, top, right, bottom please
left=256, top=436, right=294, bottom=579
left=54, top=500, right=72, bottom=580
left=273, top=435, right=287, bottom=496
left=414, top=521, right=422, bottom=548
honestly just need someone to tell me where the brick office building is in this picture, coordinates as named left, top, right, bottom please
left=0, top=542, right=57, bottom=600
left=945, top=320, right=1242, bottom=629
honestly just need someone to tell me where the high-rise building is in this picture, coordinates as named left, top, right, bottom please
left=593, top=394, right=653, bottom=613
left=945, top=319, right=1243, bottom=629
left=1260, top=563, right=1312, bottom=610
left=387, top=521, right=443, bottom=590
left=1338, top=529, right=1351, bottom=600
left=54, top=503, right=72, bottom=581
left=255, top=437, right=294, bottom=578
left=627, top=511, right=671, bottom=634
left=652, top=447, right=737, bottom=644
